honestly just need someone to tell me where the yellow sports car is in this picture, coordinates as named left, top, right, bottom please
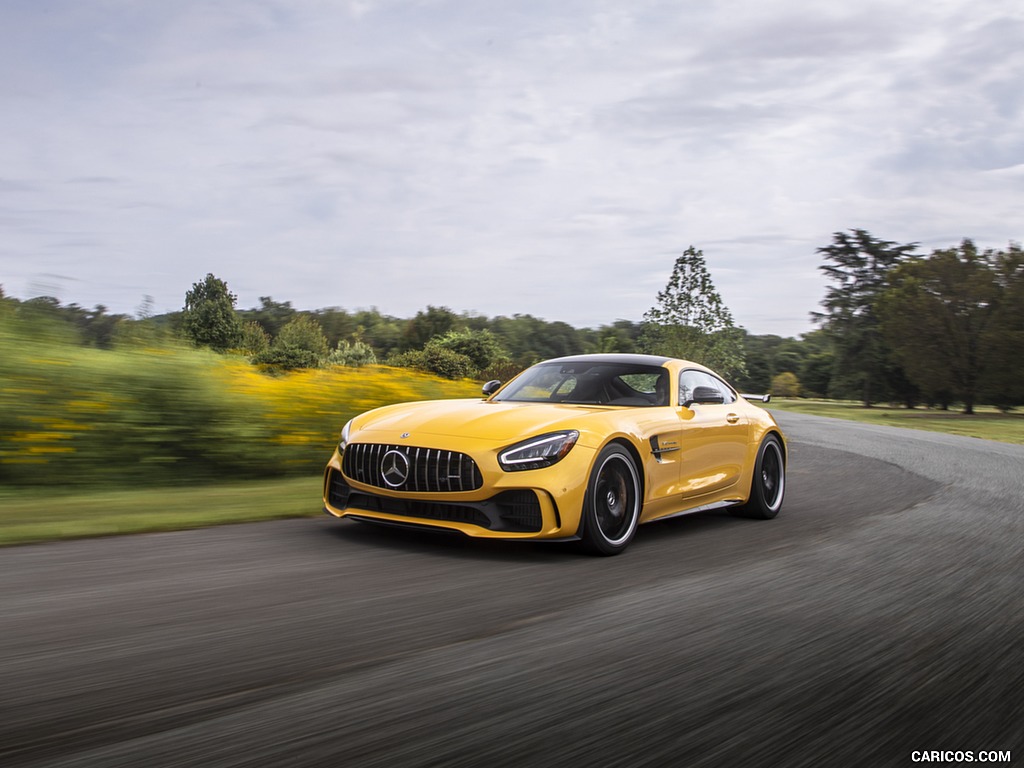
left=323, top=353, right=785, bottom=555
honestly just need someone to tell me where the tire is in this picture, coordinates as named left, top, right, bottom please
left=580, top=444, right=642, bottom=556
left=732, top=434, right=785, bottom=520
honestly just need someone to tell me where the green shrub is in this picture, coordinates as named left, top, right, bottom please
left=422, top=345, right=475, bottom=379
left=275, top=316, right=329, bottom=358
left=252, top=345, right=322, bottom=371
left=431, top=329, right=506, bottom=371
left=771, top=371, right=802, bottom=397
left=238, top=321, right=271, bottom=355
left=328, top=339, right=377, bottom=368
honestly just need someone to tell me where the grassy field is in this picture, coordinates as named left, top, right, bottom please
left=0, top=476, right=323, bottom=547
left=767, top=398, right=1024, bottom=445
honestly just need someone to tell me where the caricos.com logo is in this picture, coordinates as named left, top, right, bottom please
left=911, top=751, right=1011, bottom=763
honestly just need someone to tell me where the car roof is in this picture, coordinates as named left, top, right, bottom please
left=539, top=353, right=673, bottom=367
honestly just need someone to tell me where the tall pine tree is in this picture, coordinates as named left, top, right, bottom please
left=641, top=246, right=746, bottom=380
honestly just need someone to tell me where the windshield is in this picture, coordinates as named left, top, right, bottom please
left=493, top=362, right=669, bottom=406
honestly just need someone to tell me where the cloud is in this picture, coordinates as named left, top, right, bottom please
left=1, top=0, right=1021, bottom=335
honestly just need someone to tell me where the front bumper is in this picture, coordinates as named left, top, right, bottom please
left=321, top=443, right=593, bottom=540
left=327, top=467, right=551, bottom=532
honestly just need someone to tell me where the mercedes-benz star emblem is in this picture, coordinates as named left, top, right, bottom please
left=380, top=449, right=410, bottom=488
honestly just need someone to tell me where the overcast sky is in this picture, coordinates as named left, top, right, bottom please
left=2, top=0, right=1022, bottom=337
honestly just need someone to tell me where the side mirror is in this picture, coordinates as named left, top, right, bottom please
left=683, top=385, right=725, bottom=407
left=482, top=379, right=502, bottom=397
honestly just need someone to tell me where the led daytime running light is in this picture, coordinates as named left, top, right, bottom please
left=499, top=431, right=579, bottom=471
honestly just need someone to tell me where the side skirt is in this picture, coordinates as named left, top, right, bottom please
left=644, top=498, right=744, bottom=524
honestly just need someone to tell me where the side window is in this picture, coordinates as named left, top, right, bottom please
left=678, top=370, right=708, bottom=405
left=708, top=374, right=737, bottom=404
left=678, top=370, right=736, bottom=405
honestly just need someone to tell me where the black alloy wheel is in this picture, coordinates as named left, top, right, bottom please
left=581, top=444, right=641, bottom=555
left=732, top=434, right=785, bottom=519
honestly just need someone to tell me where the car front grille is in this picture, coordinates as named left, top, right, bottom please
left=342, top=443, right=483, bottom=493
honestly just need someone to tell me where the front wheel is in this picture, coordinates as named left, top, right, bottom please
left=580, top=444, right=641, bottom=556
left=732, top=434, right=785, bottom=519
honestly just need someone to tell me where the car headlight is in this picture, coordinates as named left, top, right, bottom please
left=338, top=419, right=353, bottom=451
left=498, top=431, right=579, bottom=472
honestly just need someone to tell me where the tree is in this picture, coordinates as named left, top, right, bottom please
left=813, top=230, right=918, bottom=406
left=982, top=244, right=1024, bottom=408
left=181, top=274, right=243, bottom=351
left=274, top=315, right=329, bottom=358
left=56, top=303, right=126, bottom=349
left=879, top=240, right=1013, bottom=414
left=352, top=309, right=405, bottom=359
left=735, top=333, right=775, bottom=392
left=431, top=329, right=507, bottom=372
left=595, top=320, right=642, bottom=354
left=640, top=246, right=745, bottom=380
left=799, top=351, right=834, bottom=398
left=486, top=314, right=586, bottom=366
left=314, top=307, right=357, bottom=349
left=239, top=321, right=271, bottom=356
left=403, top=306, right=459, bottom=351
left=242, top=296, right=296, bottom=339
left=251, top=315, right=329, bottom=371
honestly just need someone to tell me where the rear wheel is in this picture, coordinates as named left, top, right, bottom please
left=732, top=434, right=785, bottom=519
left=580, top=445, right=641, bottom=556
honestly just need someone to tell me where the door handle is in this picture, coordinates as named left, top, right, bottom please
left=726, top=413, right=740, bottom=424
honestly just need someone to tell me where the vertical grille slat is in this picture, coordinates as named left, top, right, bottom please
left=341, top=443, right=483, bottom=493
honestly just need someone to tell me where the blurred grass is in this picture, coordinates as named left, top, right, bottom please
left=767, top=398, right=1024, bottom=445
left=1, top=317, right=480, bottom=486
left=0, top=313, right=483, bottom=545
left=0, top=476, right=323, bottom=546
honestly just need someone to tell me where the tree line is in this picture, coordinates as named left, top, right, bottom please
left=813, top=230, right=1023, bottom=413
left=3, top=228, right=1020, bottom=411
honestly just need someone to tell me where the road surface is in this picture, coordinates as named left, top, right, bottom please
left=2, top=413, right=1021, bottom=767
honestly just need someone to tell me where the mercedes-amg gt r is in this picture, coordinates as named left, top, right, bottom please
left=323, top=353, right=785, bottom=555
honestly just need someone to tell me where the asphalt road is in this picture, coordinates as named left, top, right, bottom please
left=2, top=413, right=1021, bottom=767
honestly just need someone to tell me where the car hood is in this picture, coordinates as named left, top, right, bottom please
left=353, top=399, right=611, bottom=444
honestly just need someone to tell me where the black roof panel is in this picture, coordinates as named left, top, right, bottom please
left=538, top=353, right=672, bottom=367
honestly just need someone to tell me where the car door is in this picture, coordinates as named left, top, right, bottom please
left=676, top=369, right=749, bottom=499
left=640, top=408, right=689, bottom=503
